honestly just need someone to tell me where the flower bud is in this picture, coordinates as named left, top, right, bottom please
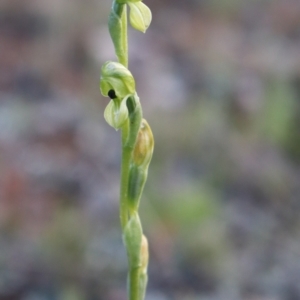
left=132, top=119, right=154, bottom=167
left=128, top=2, right=152, bottom=33
left=127, top=120, right=154, bottom=212
left=100, top=61, right=135, bottom=99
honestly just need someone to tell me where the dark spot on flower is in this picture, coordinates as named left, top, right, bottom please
left=108, top=89, right=117, bottom=99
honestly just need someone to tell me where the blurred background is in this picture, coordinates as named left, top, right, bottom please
left=0, top=0, right=300, bottom=299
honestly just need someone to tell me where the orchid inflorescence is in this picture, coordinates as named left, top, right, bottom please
left=99, top=1, right=153, bottom=299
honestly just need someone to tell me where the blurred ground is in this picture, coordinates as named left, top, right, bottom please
left=0, top=0, right=300, bottom=299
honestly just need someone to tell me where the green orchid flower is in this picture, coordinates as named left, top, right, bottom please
left=100, top=61, right=135, bottom=98
left=100, top=61, right=137, bottom=129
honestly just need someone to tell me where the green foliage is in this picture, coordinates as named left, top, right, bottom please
left=169, top=185, right=219, bottom=228
left=261, top=79, right=296, bottom=146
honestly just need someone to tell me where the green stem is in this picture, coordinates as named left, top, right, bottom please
left=109, top=1, right=128, bottom=67
left=120, top=126, right=131, bottom=230
left=129, top=268, right=140, bottom=300
left=120, top=101, right=143, bottom=299
left=120, top=98, right=142, bottom=229
left=121, top=4, right=128, bottom=68
left=108, top=3, right=147, bottom=299
left=113, top=0, right=129, bottom=230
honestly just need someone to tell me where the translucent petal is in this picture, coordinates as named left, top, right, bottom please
left=100, top=79, right=113, bottom=97
left=104, top=98, right=129, bottom=130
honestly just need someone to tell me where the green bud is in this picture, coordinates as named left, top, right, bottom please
left=128, top=2, right=152, bottom=33
left=100, top=61, right=135, bottom=99
left=123, top=212, right=143, bottom=268
left=132, top=119, right=154, bottom=167
left=104, top=96, right=130, bottom=130
left=127, top=119, right=154, bottom=211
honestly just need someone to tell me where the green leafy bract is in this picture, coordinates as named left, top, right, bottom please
left=123, top=212, right=143, bottom=268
